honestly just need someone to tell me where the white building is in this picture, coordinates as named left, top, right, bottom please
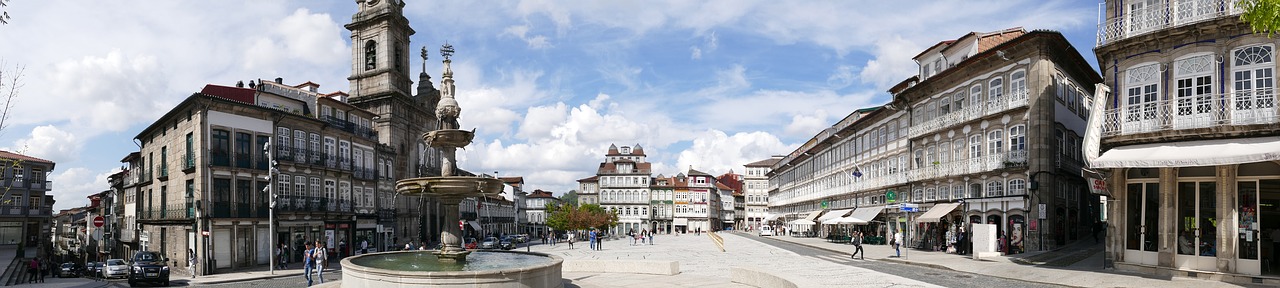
left=594, top=144, right=653, bottom=236
left=744, top=156, right=781, bottom=230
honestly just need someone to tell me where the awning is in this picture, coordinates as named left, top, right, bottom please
left=829, top=216, right=867, bottom=224
left=802, top=210, right=824, bottom=221
left=916, top=203, right=961, bottom=223
left=763, top=214, right=781, bottom=221
left=467, top=220, right=482, bottom=231
left=845, top=206, right=885, bottom=224
left=790, top=219, right=816, bottom=225
left=1091, top=137, right=1280, bottom=168
left=817, top=209, right=852, bottom=224
left=674, top=218, right=688, bottom=226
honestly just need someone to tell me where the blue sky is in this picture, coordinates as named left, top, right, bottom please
left=0, top=0, right=1100, bottom=210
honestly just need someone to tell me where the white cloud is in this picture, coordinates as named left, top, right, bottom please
left=48, top=167, right=115, bottom=211
left=690, top=46, right=703, bottom=60
left=501, top=24, right=554, bottom=49
left=827, top=65, right=859, bottom=89
left=675, top=130, right=789, bottom=176
left=859, top=36, right=921, bottom=88
left=242, top=8, right=349, bottom=72
left=11, top=125, right=81, bottom=164
left=784, top=110, right=831, bottom=138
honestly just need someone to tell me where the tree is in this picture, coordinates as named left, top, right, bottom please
left=0, top=61, right=24, bottom=136
left=1240, top=0, right=1280, bottom=37
left=1, top=0, right=11, bottom=25
left=544, top=202, right=617, bottom=232
left=560, top=190, right=578, bottom=206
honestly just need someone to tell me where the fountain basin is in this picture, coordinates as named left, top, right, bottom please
left=423, top=129, right=474, bottom=148
left=340, top=250, right=563, bottom=288
left=395, top=176, right=506, bottom=197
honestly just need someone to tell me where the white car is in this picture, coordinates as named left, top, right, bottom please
left=101, top=259, right=129, bottom=279
left=758, top=226, right=775, bottom=236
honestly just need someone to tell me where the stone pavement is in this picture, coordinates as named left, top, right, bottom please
left=185, top=259, right=343, bottom=285
left=758, top=232, right=1248, bottom=288
left=531, top=232, right=941, bottom=287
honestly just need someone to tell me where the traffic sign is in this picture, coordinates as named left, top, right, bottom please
left=93, top=216, right=105, bottom=227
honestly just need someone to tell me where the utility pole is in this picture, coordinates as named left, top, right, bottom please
left=264, top=138, right=278, bottom=275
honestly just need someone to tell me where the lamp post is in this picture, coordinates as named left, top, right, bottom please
left=264, top=138, right=278, bottom=275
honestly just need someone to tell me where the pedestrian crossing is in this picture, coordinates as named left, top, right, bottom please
left=808, top=253, right=870, bottom=265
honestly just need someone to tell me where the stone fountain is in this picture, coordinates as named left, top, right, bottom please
left=338, top=44, right=563, bottom=288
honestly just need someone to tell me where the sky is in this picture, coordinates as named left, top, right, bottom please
left=0, top=0, right=1100, bottom=211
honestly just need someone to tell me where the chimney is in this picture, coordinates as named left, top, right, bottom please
left=235, top=81, right=244, bottom=88
left=275, top=77, right=283, bottom=84
left=248, top=80, right=256, bottom=88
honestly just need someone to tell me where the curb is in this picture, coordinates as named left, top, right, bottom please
left=195, top=268, right=341, bottom=285
left=774, top=239, right=1089, bottom=288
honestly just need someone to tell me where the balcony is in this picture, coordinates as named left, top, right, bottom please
left=235, top=153, right=252, bottom=169
left=210, top=151, right=231, bottom=167
left=1096, top=0, right=1241, bottom=48
left=323, top=116, right=378, bottom=141
left=30, top=181, right=50, bottom=190
left=211, top=201, right=232, bottom=218
left=1101, top=89, right=1278, bottom=137
left=378, top=209, right=395, bottom=220
left=771, top=150, right=1029, bottom=207
left=139, top=204, right=193, bottom=221
left=277, top=147, right=294, bottom=162
left=156, top=165, right=168, bottom=180
left=909, top=89, right=1029, bottom=139
left=276, top=196, right=344, bottom=213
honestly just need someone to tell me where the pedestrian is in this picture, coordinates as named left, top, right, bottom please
left=892, top=231, right=903, bottom=257
left=588, top=229, right=597, bottom=250
left=314, top=240, right=327, bottom=284
left=188, top=249, right=198, bottom=278
left=647, top=230, right=653, bottom=245
left=640, top=229, right=647, bottom=244
left=278, top=243, right=288, bottom=269
left=567, top=231, right=575, bottom=249
left=361, top=239, right=369, bottom=255
left=38, top=258, right=45, bottom=283
left=1092, top=221, right=1103, bottom=244
left=303, top=242, right=314, bottom=286
left=851, top=231, right=864, bottom=260
left=26, top=257, right=37, bottom=283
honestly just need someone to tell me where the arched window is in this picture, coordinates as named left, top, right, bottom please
left=989, top=77, right=1004, bottom=105
left=365, top=40, right=377, bottom=71
left=986, top=180, right=1005, bottom=197
left=1007, top=179, right=1027, bottom=195
left=925, top=187, right=936, bottom=201
left=1011, top=70, right=1027, bottom=98
left=970, top=84, right=984, bottom=110
left=968, top=134, right=983, bottom=158
left=952, top=184, right=965, bottom=199
left=987, top=129, right=1005, bottom=156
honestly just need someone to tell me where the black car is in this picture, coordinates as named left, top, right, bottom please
left=58, top=263, right=78, bottom=278
left=128, top=251, right=170, bottom=287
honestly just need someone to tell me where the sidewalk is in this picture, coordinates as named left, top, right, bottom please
left=758, top=232, right=1246, bottom=288
left=185, top=259, right=343, bottom=285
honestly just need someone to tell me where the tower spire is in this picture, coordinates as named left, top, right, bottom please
left=436, top=42, right=460, bottom=129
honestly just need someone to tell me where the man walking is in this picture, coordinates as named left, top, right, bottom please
left=851, top=231, right=864, bottom=260
left=303, top=242, right=314, bottom=286
left=314, top=240, right=327, bottom=285
left=188, top=249, right=198, bottom=278
left=892, top=231, right=903, bottom=257
left=588, top=229, right=597, bottom=250
left=567, top=231, right=575, bottom=249
left=647, top=230, right=653, bottom=245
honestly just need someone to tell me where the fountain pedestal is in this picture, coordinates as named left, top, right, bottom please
left=435, top=197, right=468, bottom=262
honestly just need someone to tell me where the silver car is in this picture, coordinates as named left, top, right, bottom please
left=101, top=259, right=129, bottom=279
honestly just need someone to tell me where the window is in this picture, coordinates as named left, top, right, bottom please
left=1124, top=63, right=1161, bottom=129
left=986, top=180, right=1004, bottom=197
left=952, top=138, right=965, bottom=161
left=968, top=134, right=983, bottom=158
left=1011, top=70, right=1027, bottom=97
left=325, top=180, right=337, bottom=200
left=987, top=129, right=1005, bottom=156
left=310, top=133, right=321, bottom=164
left=159, top=146, right=168, bottom=177
left=939, top=95, right=951, bottom=115
left=988, top=77, right=1004, bottom=105
left=364, top=40, right=377, bottom=70
left=939, top=142, right=950, bottom=164
left=277, top=174, right=291, bottom=198
left=953, top=184, right=965, bottom=199
left=294, top=176, right=306, bottom=198
left=1009, top=125, right=1027, bottom=151
left=970, top=84, right=983, bottom=110
left=1008, top=179, right=1027, bottom=195
left=953, top=91, right=966, bottom=111
left=887, top=120, right=898, bottom=140
left=185, top=133, right=194, bottom=169
left=324, top=137, right=336, bottom=168
left=211, top=129, right=230, bottom=167
left=1231, top=45, right=1276, bottom=122
left=276, top=127, right=291, bottom=158
left=256, top=135, right=270, bottom=170
left=310, top=177, right=321, bottom=198
left=294, top=130, right=307, bottom=163
left=235, top=132, right=252, bottom=168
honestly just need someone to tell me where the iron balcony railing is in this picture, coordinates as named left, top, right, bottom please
left=293, top=148, right=309, bottom=163
left=771, top=150, right=1029, bottom=207
left=210, top=151, right=231, bottom=167
left=908, top=89, right=1029, bottom=139
left=184, top=153, right=196, bottom=171
left=1096, top=0, right=1242, bottom=47
left=1101, top=88, right=1278, bottom=136
left=140, top=204, right=192, bottom=220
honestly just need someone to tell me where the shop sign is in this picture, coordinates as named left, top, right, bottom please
left=1088, top=178, right=1110, bottom=196
left=886, top=190, right=897, bottom=203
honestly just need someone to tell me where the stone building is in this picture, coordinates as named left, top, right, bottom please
left=522, top=190, right=557, bottom=237
left=594, top=144, right=654, bottom=236
left=576, top=176, right=598, bottom=206
left=770, top=28, right=1100, bottom=252
left=0, top=150, right=55, bottom=257
left=648, top=175, right=673, bottom=234
left=344, top=0, right=446, bottom=247
left=744, top=156, right=781, bottom=230
left=716, top=172, right=745, bottom=231
left=1090, top=1, right=1280, bottom=283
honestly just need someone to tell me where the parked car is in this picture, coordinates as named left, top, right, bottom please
left=84, top=262, right=99, bottom=277
left=102, top=259, right=129, bottom=279
left=499, top=238, right=515, bottom=250
left=59, top=263, right=78, bottom=278
left=464, top=238, right=478, bottom=250
left=514, top=234, right=528, bottom=243
left=758, top=226, right=775, bottom=237
left=479, top=237, right=499, bottom=249
left=128, top=251, right=170, bottom=287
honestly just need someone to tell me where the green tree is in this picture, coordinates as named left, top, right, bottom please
left=560, top=190, right=578, bottom=206
left=1240, top=0, right=1280, bottom=37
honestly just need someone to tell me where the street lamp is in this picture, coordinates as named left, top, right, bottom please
left=264, top=138, right=278, bottom=274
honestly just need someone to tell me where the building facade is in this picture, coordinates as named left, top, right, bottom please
left=594, top=144, right=653, bottom=236
left=770, top=28, right=1100, bottom=253
left=523, top=190, right=558, bottom=237
left=744, top=156, right=781, bottom=230
left=1090, top=1, right=1280, bottom=282
left=648, top=175, right=673, bottom=234
left=0, top=151, right=55, bottom=257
